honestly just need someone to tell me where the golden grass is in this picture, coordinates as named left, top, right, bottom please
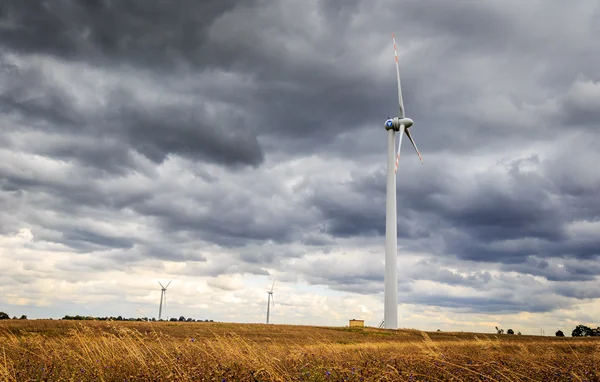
left=1, top=320, right=599, bottom=381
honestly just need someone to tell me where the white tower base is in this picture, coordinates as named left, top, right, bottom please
left=384, top=128, right=398, bottom=329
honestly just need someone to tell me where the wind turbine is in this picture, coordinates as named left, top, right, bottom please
left=266, top=281, right=275, bottom=324
left=383, top=33, right=423, bottom=330
left=158, top=280, right=171, bottom=321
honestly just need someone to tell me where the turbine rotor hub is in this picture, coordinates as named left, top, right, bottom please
left=384, top=117, right=413, bottom=131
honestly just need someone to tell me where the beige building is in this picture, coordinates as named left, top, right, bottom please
left=349, top=319, right=364, bottom=327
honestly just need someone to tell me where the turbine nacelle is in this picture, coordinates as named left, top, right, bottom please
left=384, top=117, right=413, bottom=131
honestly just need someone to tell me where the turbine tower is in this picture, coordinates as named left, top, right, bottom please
left=383, top=34, right=423, bottom=330
left=158, top=280, right=171, bottom=321
left=266, top=281, right=275, bottom=324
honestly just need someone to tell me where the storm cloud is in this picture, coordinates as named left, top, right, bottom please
left=1, top=0, right=599, bottom=332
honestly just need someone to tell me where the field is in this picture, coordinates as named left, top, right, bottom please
left=1, top=320, right=599, bottom=381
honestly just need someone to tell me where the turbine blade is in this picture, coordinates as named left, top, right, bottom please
left=392, top=33, right=405, bottom=118
left=404, top=129, right=423, bottom=164
left=270, top=281, right=275, bottom=292
left=394, top=125, right=405, bottom=174
left=166, top=280, right=172, bottom=288
left=271, top=295, right=275, bottom=306
left=158, top=281, right=164, bottom=289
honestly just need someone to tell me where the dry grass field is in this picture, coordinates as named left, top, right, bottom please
left=1, top=320, right=599, bottom=381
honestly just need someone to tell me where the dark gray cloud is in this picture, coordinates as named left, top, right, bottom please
left=1, top=0, right=599, bottom=322
left=0, top=0, right=249, bottom=68
left=0, top=60, right=264, bottom=170
left=406, top=258, right=494, bottom=288
left=553, top=283, right=600, bottom=300
left=501, top=257, right=600, bottom=282
left=308, top=141, right=600, bottom=266
left=409, top=294, right=570, bottom=314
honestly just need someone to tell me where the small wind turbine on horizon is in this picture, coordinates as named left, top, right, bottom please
left=382, top=33, right=423, bottom=330
left=158, top=280, right=171, bottom=321
left=266, top=281, right=275, bottom=324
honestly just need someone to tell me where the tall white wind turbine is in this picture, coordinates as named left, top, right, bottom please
left=158, top=280, right=171, bottom=321
left=383, top=34, right=423, bottom=330
left=266, top=281, right=275, bottom=324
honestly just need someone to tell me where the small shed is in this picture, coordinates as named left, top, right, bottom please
left=349, top=319, right=364, bottom=327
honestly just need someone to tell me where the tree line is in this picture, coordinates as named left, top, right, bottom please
left=61, top=315, right=214, bottom=322
left=0, top=312, right=27, bottom=320
left=493, top=324, right=600, bottom=337
left=0, top=312, right=213, bottom=322
left=569, top=324, right=600, bottom=337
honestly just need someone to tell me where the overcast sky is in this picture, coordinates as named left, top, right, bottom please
left=1, top=0, right=599, bottom=335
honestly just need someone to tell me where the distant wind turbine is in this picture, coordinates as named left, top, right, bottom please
left=158, top=281, right=171, bottom=321
left=266, top=281, right=275, bottom=324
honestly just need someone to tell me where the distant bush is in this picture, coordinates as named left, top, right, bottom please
left=555, top=330, right=564, bottom=337
left=571, top=325, right=600, bottom=337
left=507, top=329, right=514, bottom=335
left=0, top=312, right=9, bottom=320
